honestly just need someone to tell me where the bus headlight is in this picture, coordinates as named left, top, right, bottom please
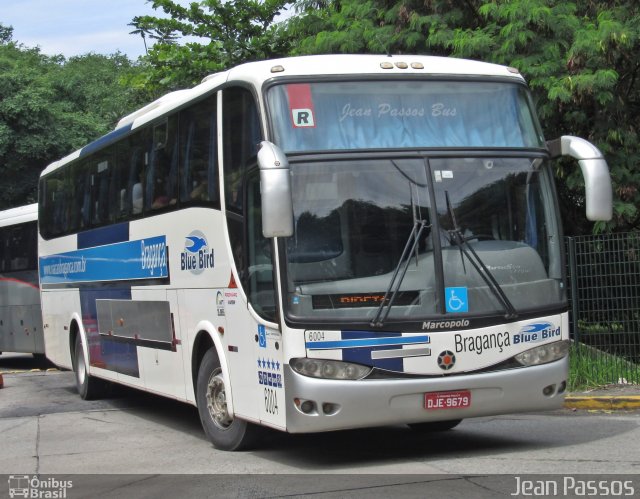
left=291, top=358, right=372, bottom=380
left=515, top=340, right=570, bottom=366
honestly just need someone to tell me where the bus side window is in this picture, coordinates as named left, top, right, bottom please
left=1, top=222, right=37, bottom=271
left=223, top=86, right=261, bottom=214
left=0, top=227, right=5, bottom=271
left=179, top=93, right=218, bottom=206
left=130, top=149, right=144, bottom=215
left=7, top=226, right=27, bottom=271
left=93, top=155, right=111, bottom=226
left=112, top=141, right=131, bottom=221
left=80, top=162, right=92, bottom=229
left=147, top=118, right=178, bottom=211
left=128, top=129, right=151, bottom=216
left=247, top=171, right=276, bottom=321
left=115, top=131, right=146, bottom=219
left=43, top=170, right=70, bottom=237
left=25, top=221, right=37, bottom=270
left=222, top=86, right=273, bottom=320
left=61, top=160, right=80, bottom=233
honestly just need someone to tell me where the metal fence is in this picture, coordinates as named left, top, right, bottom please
left=566, top=232, right=640, bottom=386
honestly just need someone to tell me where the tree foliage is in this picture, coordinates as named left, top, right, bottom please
left=288, top=0, right=640, bottom=233
left=0, top=25, right=145, bottom=208
left=128, top=0, right=292, bottom=94
left=3, top=2, right=637, bottom=233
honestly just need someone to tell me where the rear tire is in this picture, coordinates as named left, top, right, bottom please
left=74, top=335, right=105, bottom=400
left=408, top=419, right=462, bottom=432
left=196, top=348, right=261, bottom=451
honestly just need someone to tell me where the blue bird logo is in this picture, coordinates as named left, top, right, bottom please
left=185, top=236, right=207, bottom=253
left=520, top=322, right=553, bottom=334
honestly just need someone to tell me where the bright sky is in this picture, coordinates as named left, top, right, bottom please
left=2, top=1, right=294, bottom=60
left=2, top=0, right=171, bottom=59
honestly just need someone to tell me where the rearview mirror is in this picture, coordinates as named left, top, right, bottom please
left=546, top=136, right=612, bottom=221
left=257, top=141, right=294, bottom=238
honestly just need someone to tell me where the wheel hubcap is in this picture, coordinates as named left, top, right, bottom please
left=206, top=368, right=232, bottom=429
left=77, top=348, right=86, bottom=384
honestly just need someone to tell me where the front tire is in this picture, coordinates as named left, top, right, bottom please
left=196, top=348, right=261, bottom=451
left=74, top=334, right=105, bottom=400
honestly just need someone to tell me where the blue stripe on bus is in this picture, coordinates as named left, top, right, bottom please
left=79, top=124, right=132, bottom=158
left=39, top=235, right=168, bottom=285
left=77, top=222, right=129, bottom=249
left=340, top=331, right=404, bottom=372
left=305, top=334, right=430, bottom=350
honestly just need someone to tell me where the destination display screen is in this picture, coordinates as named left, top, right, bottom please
left=312, top=291, right=419, bottom=309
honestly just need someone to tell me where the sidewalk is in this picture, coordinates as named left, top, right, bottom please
left=565, top=384, right=640, bottom=411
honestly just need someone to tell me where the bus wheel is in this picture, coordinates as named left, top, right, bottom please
left=408, top=419, right=462, bottom=432
left=196, top=348, right=260, bottom=451
left=74, top=335, right=104, bottom=400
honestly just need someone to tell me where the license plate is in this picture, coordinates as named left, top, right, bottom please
left=424, top=390, right=471, bottom=410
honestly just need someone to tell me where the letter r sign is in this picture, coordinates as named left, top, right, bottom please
left=292, top=108, right=315, bottom=128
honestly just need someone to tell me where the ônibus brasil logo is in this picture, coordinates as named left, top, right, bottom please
left=181, top=230, right=214, bottom=275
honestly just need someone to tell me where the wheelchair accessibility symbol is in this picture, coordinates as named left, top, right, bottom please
left=445, top=287, right=468, bottom=313
left=258, top=325, right=267, bottom=348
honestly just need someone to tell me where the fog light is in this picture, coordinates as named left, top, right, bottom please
left=322, top=402, right=339, bottom=415
left=294, top=397, right=317, bottom=414
left=291, top=358, right=372, bottom=380
left=515, top=340, right=570, bottom=367
left=543, top=384, right=556, bottom=396
left=300, top=400, right=315, bottom=414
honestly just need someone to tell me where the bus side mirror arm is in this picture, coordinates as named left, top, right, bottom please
left=257, top=141, right=294, bottom=238
left=546, top=135, right=613, bottom=222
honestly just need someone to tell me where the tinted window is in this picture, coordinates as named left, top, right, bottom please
left=180, top=94, right=219, bottom=206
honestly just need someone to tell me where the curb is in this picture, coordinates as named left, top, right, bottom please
left=0, top=368, right=59, bottom=374
left=564, top=395, right=640, bottom=411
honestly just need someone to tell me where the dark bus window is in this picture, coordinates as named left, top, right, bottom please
left=223, top=86, right=262, bottom=214
left=90, top=150, right=113, bottom=226
left=180, top=94, right=218, bottom=206
left=247, top=171, right=276, bottom=321
left=0, top=222, right=37, bottom=272
left=40, top=169, right=70, bottom=238
left=146, top=117, right=178, bottom=212
left=115, top=129, right=150, bottom=219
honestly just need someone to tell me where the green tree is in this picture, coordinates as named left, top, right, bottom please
left=129, top=0, right=292, bottom=94
left=0, top=25, right=145, bottom=208
left=289, top=0, right=640, bottom=233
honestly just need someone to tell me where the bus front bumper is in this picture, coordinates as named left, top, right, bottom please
left=283, top=358, right=568, bottom=433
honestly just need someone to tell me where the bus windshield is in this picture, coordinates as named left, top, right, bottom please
left=283, top=155, right=564, bottom=324
left=267, top=80, right=544, bottom=152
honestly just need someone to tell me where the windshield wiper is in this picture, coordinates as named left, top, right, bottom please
left=371, top=218, right=429, bottom=328
left=371, top=169, right=430, bottom=328
left=444, top=191, right=518, bottom=320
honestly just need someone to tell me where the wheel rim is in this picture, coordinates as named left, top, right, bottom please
left=206, top=368, right=233, bottom=429
left=77, top=346, right=86, bottom=384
